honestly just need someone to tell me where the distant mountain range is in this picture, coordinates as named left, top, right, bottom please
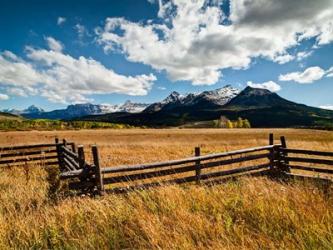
left=80, top=85, right=333, bottom=128
left=1, top=85, right=333, bottom=128
left=144, top=85, right=240, bottom=113
left=2, top=105, right=45, bottom=116
left=2, top=101, right=149, bottom=120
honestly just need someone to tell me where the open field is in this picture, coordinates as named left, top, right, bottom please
left=1, top=128, right=333, bottom=166
left=1, top=128, right=333, bottom=249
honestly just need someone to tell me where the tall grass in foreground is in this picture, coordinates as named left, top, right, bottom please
left=0, top=166, right=333, bottom=249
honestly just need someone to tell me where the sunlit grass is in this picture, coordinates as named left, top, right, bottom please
left=0, top=128, right=333, bottom=249
left=0, top=168, right=332, bottom=249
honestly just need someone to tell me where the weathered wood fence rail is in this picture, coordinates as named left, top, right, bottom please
left=0, top=140, right=74, bottom=167
left=95, top=145, right=275, bottom=193
left=1, top=133, right=333, bottom=195
left=279, top=147, right=333, bottom=180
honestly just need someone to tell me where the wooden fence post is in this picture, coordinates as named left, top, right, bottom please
left=55, top=137, right=64, bottom=172
left=71, top=143, right=76, bottom=153
left=63, top=139, right=67, bottom=147
left=77, top=145, right=85, bottom=169
left=269, top=133, right=274, bottom=146
left=92, top=145, right=104, bottom=195
left=77, top=145, right=94, bottom=194
left=280, top=136, right=286, bottom=148
left=280, top=136, right=290, bottom=173
left=268, top=133, right=275, bottom=174
left=195, top=147, right=201, bottom=184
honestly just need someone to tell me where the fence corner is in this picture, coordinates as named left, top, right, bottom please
left=280, top=136, right=290, bottom=173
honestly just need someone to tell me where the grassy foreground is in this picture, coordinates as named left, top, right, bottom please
left=1, top=129, right=333, bottom=249
left=0, top=167, right=333, bottom=249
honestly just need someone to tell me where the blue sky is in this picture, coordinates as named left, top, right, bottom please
left=0, top=0, right=332, bottom=111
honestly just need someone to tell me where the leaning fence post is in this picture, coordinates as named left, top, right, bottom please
left=92, top=145, right=104, bottom=195
left=195, top=147, right=201, bottom=184
left=280, top=136, right=290, bottom=173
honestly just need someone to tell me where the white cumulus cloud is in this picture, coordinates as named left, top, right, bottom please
left=0, top=42, right=156, bottom=104
left=97, top=0, right=333, bottom=85
left=279, top=66, right=327, bottom=83
left=296, top=51, right=313, bottom=61
left=45, top=37, right=64, bottom=52
left=273, top=54, right=295, bottom=64
left=0, top=93, right=9, bottom=100
left=247, top=81, right=281, bottom=92
left=0, top=51, right=44, bottom=87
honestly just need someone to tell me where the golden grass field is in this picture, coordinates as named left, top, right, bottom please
left=1, top=128, right=333, bottom=249
left=1, top=128, right=333, bottom=165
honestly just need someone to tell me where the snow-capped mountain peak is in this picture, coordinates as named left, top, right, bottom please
left=2, top=105, right=45, bottom=115
left=118, top=100, right=149, bottom=113
left=198, top=85, right=240, bottom=105
left=99, top=103, right=118, bottom=113
left=143, top=85, right=240, bottom=113
left=162, top=91, right=183, bottom=104
left=84, top=101, right=149, bottom=114
left=24, top=105, right=45, bottom=114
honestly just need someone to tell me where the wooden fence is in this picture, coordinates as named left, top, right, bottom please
left=1, top=133, right=333, bottom=195
left=278, top=136, right=333, bottom=181
left=57, top=134, right=333, bottom=195
left=0, top=139, right=73, bottom=168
